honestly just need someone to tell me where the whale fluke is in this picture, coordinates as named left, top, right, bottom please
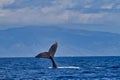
left=35, top=52, right=50, bottom=58
left=35, top=42, right=58, bottom=68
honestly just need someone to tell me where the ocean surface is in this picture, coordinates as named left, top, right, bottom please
left=0, top=57, right=120, bottom=80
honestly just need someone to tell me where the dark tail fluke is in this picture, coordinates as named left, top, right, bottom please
left=35, top=42, right=58, bottom=68
left=35, top=52, right=50, bottom=58
left=48, top=42, right=58, bottom=57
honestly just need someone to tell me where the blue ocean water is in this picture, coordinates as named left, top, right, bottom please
left=0, top=57, right=120, bottom=80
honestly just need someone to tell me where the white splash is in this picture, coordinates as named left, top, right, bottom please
left=49, top=66, right=80, bottom=69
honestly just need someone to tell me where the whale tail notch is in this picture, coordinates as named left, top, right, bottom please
left=35, top=42, right=58, bottom=68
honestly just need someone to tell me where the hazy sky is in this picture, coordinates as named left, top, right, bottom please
left=0, top=0, right=120, bottom=33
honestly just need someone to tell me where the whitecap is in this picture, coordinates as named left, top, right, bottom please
left=95, top=66, right=105, bottom=69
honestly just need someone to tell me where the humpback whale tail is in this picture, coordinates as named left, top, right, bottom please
left=35, top=42, right=58, bottom=68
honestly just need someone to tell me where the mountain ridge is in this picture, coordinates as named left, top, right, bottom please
left=0, top=26, right=120, bottom=57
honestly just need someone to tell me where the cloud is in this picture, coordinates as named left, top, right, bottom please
left=0, top=0, right=14, bottom=8
left=0, top=8, right=69, bottom=26
left=0, top=0, right=120, bottom=33
left=0, top=8, right=105, bottom=26
left=101, top=4, right=114, bottom=9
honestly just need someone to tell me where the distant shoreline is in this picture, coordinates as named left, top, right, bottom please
left=0, top=56, right=120, bottom=58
